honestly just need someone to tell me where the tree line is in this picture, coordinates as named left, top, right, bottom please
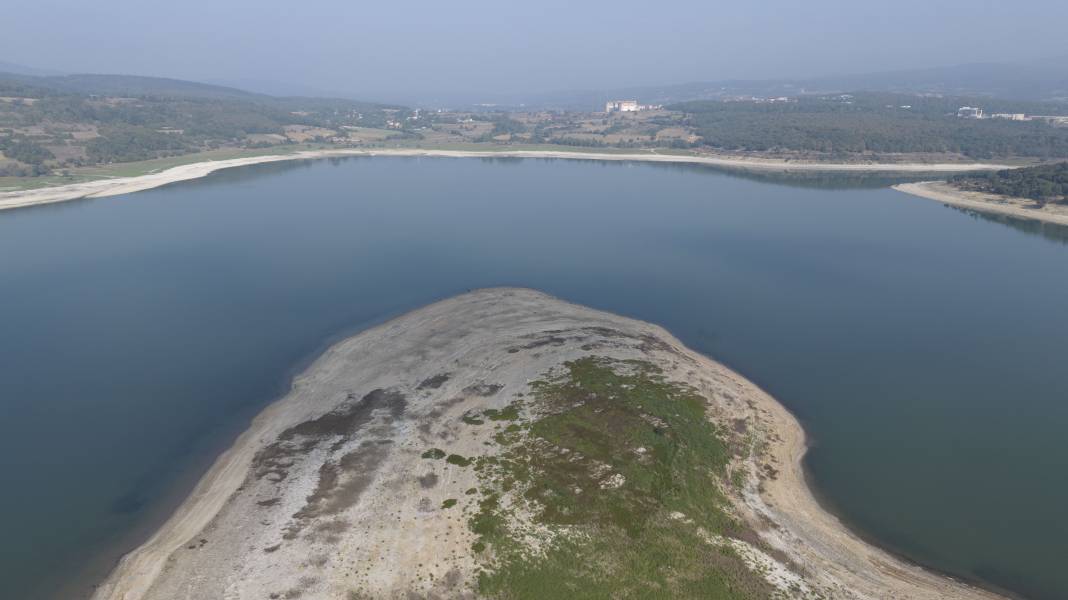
left=671, top=93, right=1068, bottom=159
left=951, top=162, right=1068, bottom=204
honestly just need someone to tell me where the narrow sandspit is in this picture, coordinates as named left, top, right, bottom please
left=1, top=148, right=1012, bottom=213
left=895, top=181, right=1068, bottom=226
left=92, top=288, right=1003, bottom=600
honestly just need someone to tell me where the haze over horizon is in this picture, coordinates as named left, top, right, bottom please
left=3, top=0, right=1068, bottom=101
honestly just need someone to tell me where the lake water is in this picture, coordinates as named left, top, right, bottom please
left=1, top=157, right=1066, bottom=599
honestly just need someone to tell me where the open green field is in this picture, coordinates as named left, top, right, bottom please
left=341, top=126, right=396, bottom=140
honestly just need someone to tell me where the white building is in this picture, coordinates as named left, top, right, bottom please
left=604, top=100, right=663, bottom=113
left=957, top=106, right=984, bottom=119
left=605, top=100, right=640, bottom=113
left=991, top=113, right=1028, bottom=121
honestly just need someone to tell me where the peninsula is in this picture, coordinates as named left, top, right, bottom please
left=92, top=289, right=1003, bottom=600
left=897, top=162, right=1068, bottom=226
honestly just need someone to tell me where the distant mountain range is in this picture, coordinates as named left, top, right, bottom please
left=0, top=65, right=399, bottom=109
left=3, top=55, right=1066, bottom=110
left=0, top=70, right=272, bottom=101
left=403, top=55, right=1068, bottom=111
left=806, top=56, right=1068, bottom=102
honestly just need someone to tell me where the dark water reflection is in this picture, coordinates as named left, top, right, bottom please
left=952, top=206, right=1068, bottom=245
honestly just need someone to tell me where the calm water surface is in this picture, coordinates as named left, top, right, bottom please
left=1, top=157, right=1066, bottom=599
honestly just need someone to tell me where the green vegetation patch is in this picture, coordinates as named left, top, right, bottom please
left=674, top=92, right=1068, bottom=159
left=462, top=412, right=486, bottom=425
left=952, top=161, right=1068, bottom=204
left=421, top=448, right=446, bottom=460
left=483, top=402, right=522, bottom=422
left=469, top=357, right=774, bottom=599
left=446, top=454, right=473, bottom=467
left=442, top=498, right=458, bottom=509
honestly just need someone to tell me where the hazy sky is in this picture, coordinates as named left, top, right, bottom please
left=3, top=0, right=1067, bottom=99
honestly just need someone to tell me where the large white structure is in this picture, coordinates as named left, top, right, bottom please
left=604, top=100, right=663, bottom=113
left=991, top=113, right=1028, bottom=121
left=605, top=100, right=640, bottom=113
left=957, top=108, right=1068, bottom=126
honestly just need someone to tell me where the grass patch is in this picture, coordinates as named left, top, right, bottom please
left=446, top=454, right=472, bottom=467
left=442, top=498, right=458, bottom=509
left=469, top=357, right=774, bottom=599
left=483, top=402, right=522, bottom=421
left=492, top=423, right=525, bottom=446
left=462, top=412, right=486, bottom=425
left=421, top=448, right=446, bottom=459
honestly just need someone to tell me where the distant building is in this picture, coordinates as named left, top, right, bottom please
left=605, top=100, right=640, bottom=113
left=979, top=113, right=1068, bottom=125
left=991, top=113, right=1028, bottom=121
left=605, top=100, right=662, bottom=113
left=957, top=106, right=984, bottom=119
left=1030, top=115, right=1068, bottom=126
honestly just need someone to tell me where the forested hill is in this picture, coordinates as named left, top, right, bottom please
left=0, top=72, right=412, bottom=177
left=951, top=162, right=1068, bottom=204
left=0, top=72, right=263, bottom=100
left=672, top=93, right=1068, bottom=160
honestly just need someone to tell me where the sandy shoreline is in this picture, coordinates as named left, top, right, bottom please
left=91, top=288, right=1003, bottom=600
left=895, top=180, right=1068, bottom=227
left=1, top=148, right=1014, bottom=213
